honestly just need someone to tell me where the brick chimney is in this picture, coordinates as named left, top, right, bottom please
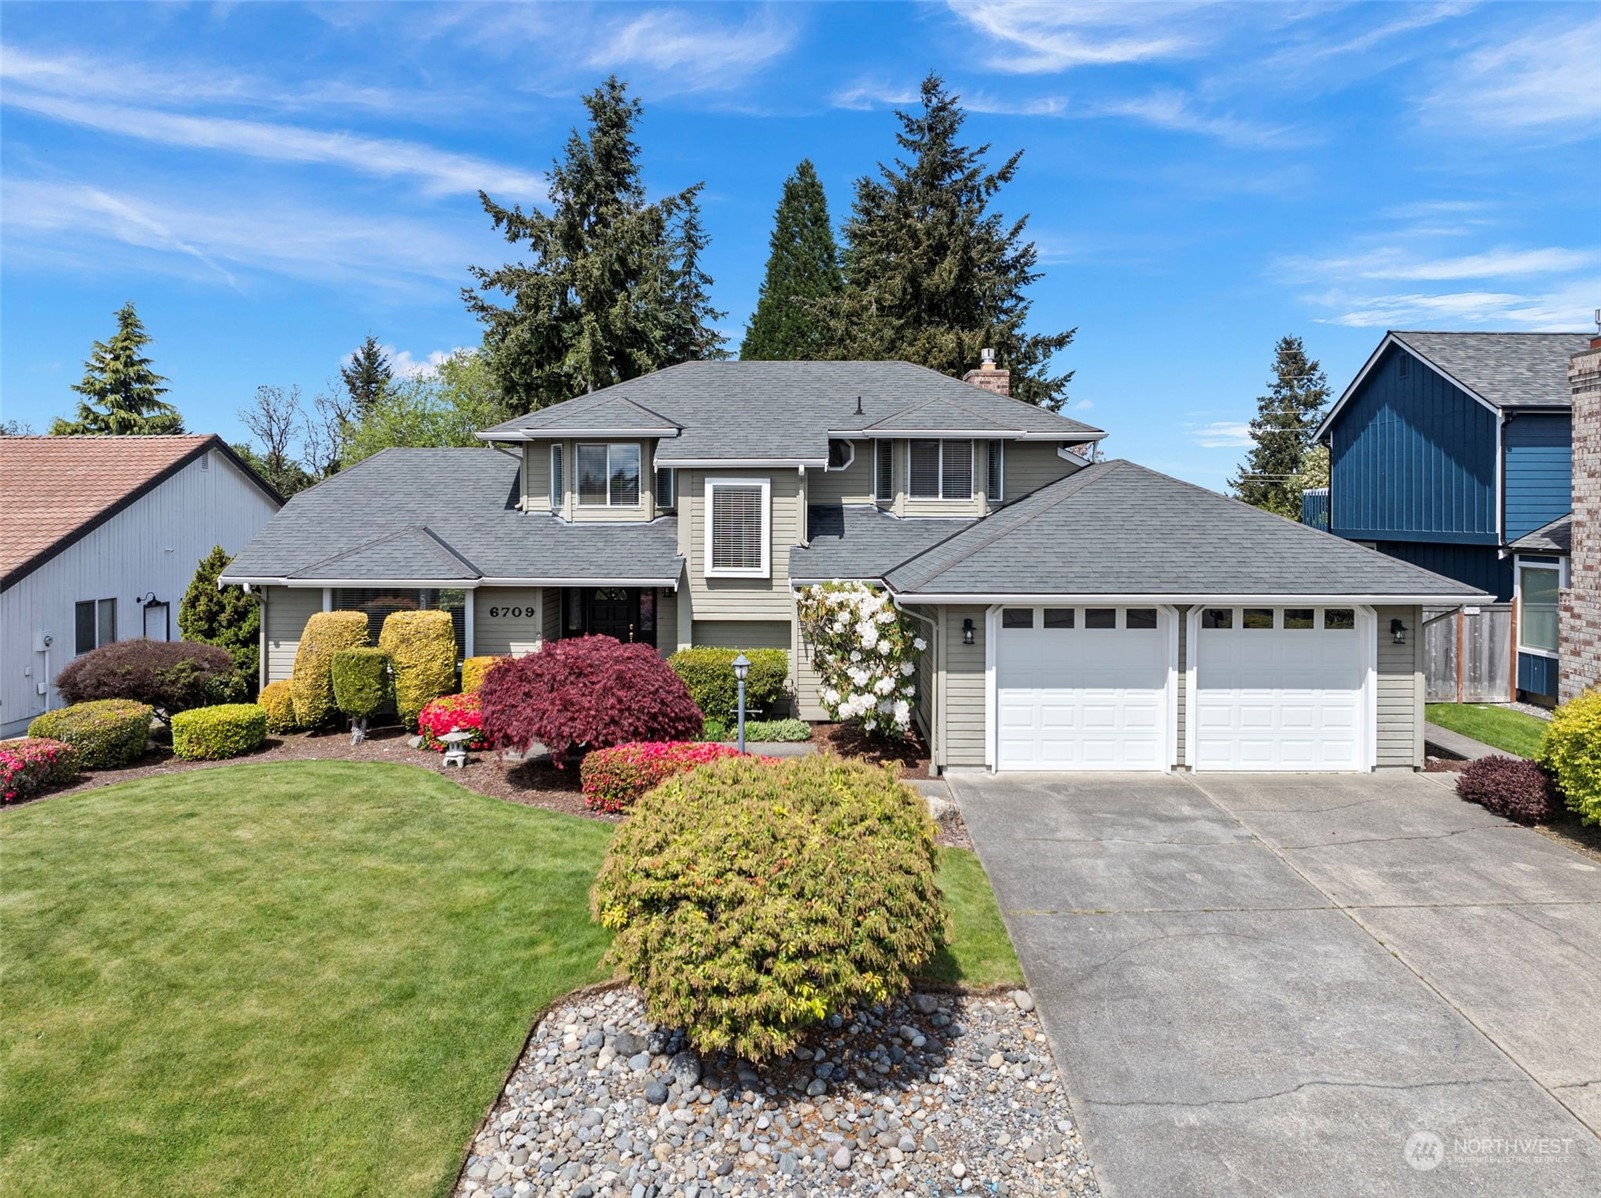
left=1559, top=320, right=1601, bottom=701
left=963, top=348, right=1010, bottom=397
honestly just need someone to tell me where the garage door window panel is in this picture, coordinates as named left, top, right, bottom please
left=1243, top=608, right=1275, bottom=629
left=1085, top=608, right=1116, bottom=630
left=1202, top=608, right=1233, bottom=629
left=1324, top=608, right=1355, bottom=630
left=1002, top=608, right=1034, bottom=629
left=1126, top=608, right=1158, bottom=630
left=1043, top=608, right=1074, bottom=629
left=1284, top=609, right=1315, bottom=630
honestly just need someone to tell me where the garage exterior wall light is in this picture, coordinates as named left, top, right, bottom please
left=962, top=618, right=976, bottom=645
left=1390, top=618, right=1407, bottom=645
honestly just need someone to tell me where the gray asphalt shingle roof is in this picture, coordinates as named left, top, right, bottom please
left=220, top=448, right=682, bottom=585
left=884, top=460, right=1492, bottom=599
left=1507, top=513, right=1572, bottom=556
left=791, top=506, right=973, bottom=583
left=478, top=361, right=1103, bottom=463
left=1392, top=332, right=1591, bottom=409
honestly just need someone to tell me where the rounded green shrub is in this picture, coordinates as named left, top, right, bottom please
left=289, top=611, right=370, bottom=728
left=256, top=680, right=299, bottom=734
left=1543, top=688, right=1601, bottom=826
left=591, top=753, right=945, bottom=1061
left=28, top=699, right=152, bottom=769
left=331, top=648, right=392, bottom=721
left=379, top=610, right=456, bottom=728
left=171, top=704, right=268, bottom=761
left=668, top=648, right=789, bottom=722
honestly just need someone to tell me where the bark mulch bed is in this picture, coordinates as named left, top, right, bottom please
left=809, top=722, right=931, bottom=779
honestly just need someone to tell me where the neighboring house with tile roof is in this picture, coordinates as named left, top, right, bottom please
left=226, top=356, right=1484, bottom=774
left=1314, top=330, right=1589, bottom=703
left=0, top=434, right=282, bottom=736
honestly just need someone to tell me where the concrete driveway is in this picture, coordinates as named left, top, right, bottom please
left=948, top=769, right=1601, bottom=1197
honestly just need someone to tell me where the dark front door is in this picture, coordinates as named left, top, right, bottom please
left=579, top=587, right=651, bottom=645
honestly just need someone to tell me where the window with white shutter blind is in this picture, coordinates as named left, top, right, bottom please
left=909, top=440, right=941, bottom=498
left=942, top=441, right=973, bottom=499
left=704, top=479, right=770, bottom=577
left=549, top=444, right=563, bottom=509
left=987, top=441, right=1004, bottom=501
left=875, top=440, right=893, bottom=501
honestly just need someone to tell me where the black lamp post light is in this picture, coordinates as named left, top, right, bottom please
left=732, top=652, right=750, bottom=754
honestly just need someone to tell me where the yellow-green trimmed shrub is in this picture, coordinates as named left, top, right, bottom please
left=289, top=611, right=369, bottom=728
left=171, top=703, right=268, bottom=761
left=379, top=610, right=456, bottom=728
left=460, top=655, right=505, bottom=694
left=591, top=754, right=945, bottom=1061
left=257, top=680, right=298, bottom=734
left=28, top=699, right=152, bottom=769
left=1543, top=689, right=1601, bottom=826
left=331, top=648, right=392, bottom=721
left=668, top=647, right=789, bottom=720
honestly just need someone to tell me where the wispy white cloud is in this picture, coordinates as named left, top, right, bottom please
left=586, top=7, right=798, bottom=91
left=1074, top=398, right=1094, bottom=412
left=1419, top=15, right=1601, bottom=135
left=1190, top=420, right=1252, bottom=449
left=383, top=345, right=465, bottom=378
left=1317, top=283, right=1599, bottom=330
left=1300, top=1, right=1476, bottom=61
left=1090, top=91, right=1298, bottom=149
left=1287, top=245, right=1599, bottom=284
left=948, top=1, right=1224, bottom=73
left=2, top=89, right=543, bottom=199
left=831, top=79, right=920, bottom=112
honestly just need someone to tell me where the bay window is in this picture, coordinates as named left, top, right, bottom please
left=704, top=478, right=770, bottom=577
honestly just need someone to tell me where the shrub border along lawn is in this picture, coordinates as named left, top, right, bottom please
left=1426, top=702, right=1549, bottom=759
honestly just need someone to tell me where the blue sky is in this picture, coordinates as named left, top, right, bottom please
left=2, top=1, right=1597, bottom=490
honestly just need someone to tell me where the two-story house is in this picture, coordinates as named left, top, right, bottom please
left=1314, top=331, right=1591, bottom=703
left=224, top=356, right=1485, bottom=774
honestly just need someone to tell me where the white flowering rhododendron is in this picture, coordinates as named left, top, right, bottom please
left=797, top=581, right=926, bottom=737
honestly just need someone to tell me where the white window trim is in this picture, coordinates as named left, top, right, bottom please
left=874, top=440, right=894, bottom=502
left=703, top=477, right=771, bottom=579
left=826, top=439, right=856, bottom=471
left=908, top=439, right=975, bottom=501
left=575, top=442, right=644, bottom=508
left=1514, top=556, right=1564, bottom=658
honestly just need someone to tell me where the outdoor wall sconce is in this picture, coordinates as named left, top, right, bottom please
left=1391, top=618, right=1407, bottom=645
left=962, top=618, right=976, bottom=645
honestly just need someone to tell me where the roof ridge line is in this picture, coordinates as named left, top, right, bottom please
left=290, top=525, right=423, bottom=576
left=887, top=462, right=1124, bottom=586
left=416, top=525, right=483, bottom=576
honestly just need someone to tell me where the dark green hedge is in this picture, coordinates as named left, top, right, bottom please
left=668, top=647, right=788, bottom=721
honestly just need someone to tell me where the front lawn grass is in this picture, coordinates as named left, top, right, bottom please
left=1426, top=702, right=1549, bottom=759
left=0, top=762, right=614, bottom=1198
left=2, top=761, right=1024, bottom=1197
left=924, top=846, right=1024, bottom=989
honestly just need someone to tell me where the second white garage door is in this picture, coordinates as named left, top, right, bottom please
left=995, top=606, right=1173, bottom=771
left=1192, top=606, right=1368, bottom=771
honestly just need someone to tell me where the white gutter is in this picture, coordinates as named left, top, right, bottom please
left=888, top=591, right=1495, bottom=605
left=655, top=457, right=827, bottom=469
left=476, top=428, right=679, bottom=441
left=222, top=575, right=682, bottom=590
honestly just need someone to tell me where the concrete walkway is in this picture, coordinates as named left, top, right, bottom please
left=950, top=770, right=1601, bottom=1197
left=1424, top=721, right=1506, bottom=761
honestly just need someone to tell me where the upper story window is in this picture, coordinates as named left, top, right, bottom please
left=655, top=467, right=676, bottom=510
left=577, top=443, right=641, bottom=507
left=74, top=598, right=116, bottom=656
left=875, top=441, right=893, bottom=501
left=827, top=439, right=855, bottom=470
left=909, top=439, right=973, bottom=500
left=549, top=444, right=563, bottom=509
left=987, top=441, right=1004, bottom=501
left=1518, top=562, right=1560, bottom=655
left=704, top=478, right=770, bottom=578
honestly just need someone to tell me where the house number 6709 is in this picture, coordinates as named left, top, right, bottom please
left=488, top=607, right=532, bottom=618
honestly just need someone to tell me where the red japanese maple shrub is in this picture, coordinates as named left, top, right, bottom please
left=477, top=636, right=703, bottom=767
left=580, top=741, right=746, bottom=814
left=1456, top=754, right=1560, bottom=824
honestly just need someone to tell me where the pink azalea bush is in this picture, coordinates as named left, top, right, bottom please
left=416, top=692, right=488, bottom=751
left=580, top=741, right=747, bottom=814
left=1, top=737, right=78, bottom=804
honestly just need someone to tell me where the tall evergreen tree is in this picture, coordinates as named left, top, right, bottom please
left=817, top=73, right=1074, bottom=407
left=179, top=546, right=261, bottom=698
left=51, top=302, right=183, bottom=435
left=1229, top=336, right=1331, bottom=518
left=340, top=335, right=393, bottom=415
left=464, top=76, right=726, bottom=412
left=740, top=160, right=843, bottom=360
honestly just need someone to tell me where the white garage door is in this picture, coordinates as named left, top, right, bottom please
left=1193, top=606, right=1367, bottom=772
left=995, top=606, right=1172, bottom=771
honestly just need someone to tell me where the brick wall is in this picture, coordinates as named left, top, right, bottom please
left=1560, top=336, right=1601, bottom=702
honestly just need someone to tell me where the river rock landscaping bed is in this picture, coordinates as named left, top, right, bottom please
left=457, top=987, right=1097, bottom=1198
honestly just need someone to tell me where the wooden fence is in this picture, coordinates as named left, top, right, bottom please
left=1423, top=604, right=1514, bottom=703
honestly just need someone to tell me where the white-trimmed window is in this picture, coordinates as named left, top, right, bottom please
left=656, top=467, right=676, bottom=509
left=875, top=440, right=893, bottom=501
left=549, top=443, right=563, bottom=510
left=987, top=441, right=1004, bottom=501
left=908, top=439, right=974, bottom=500
left=576, top=443, right=641, bottom=507
left=74, top=598, right=116, bottom=655
left=1518, top=561, right=1561, bottom=655
left=704, top=478, right=770, bottom=577
left=827, top=439, right=855, bottom=470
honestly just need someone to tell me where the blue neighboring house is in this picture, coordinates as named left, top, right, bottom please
left=1313, top=330, right=1589, bottom=703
